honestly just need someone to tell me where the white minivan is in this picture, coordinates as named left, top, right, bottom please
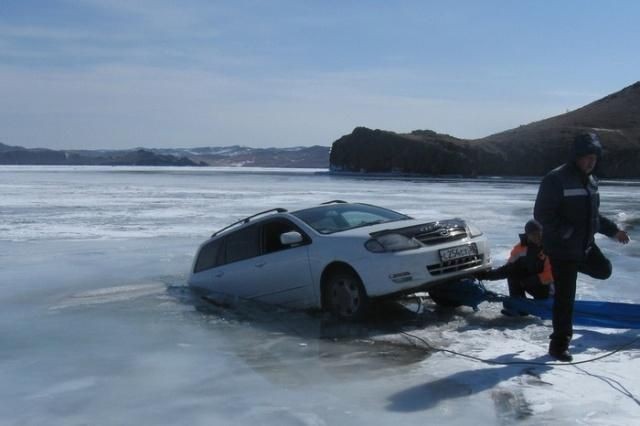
left=188, top=201, right=490, bottom=319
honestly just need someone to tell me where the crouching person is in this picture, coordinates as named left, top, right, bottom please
left=477, top=219, right=553, bottom=311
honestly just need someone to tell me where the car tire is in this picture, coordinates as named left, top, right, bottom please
left=324, top=270, right=369, bottom=321
left=428, top=288, right=463, bottom=308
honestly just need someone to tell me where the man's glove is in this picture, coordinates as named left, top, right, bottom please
left=475, top=269, right=492, bottom=280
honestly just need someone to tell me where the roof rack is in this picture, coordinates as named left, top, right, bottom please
left=320, top=200, right=348, bottom=205
left=211, top=208, right=287, bottom=237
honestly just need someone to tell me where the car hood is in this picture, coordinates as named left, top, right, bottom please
left=335, top=217, right=470, bottom=246
left=330, top=219, right=420, bottom=237
left=337, top=218, right=462, bottom=236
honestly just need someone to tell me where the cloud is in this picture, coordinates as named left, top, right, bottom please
left=0, top=25, right=99, bottom=42
left=0, top=62, right=571, bottom=150
left=71, top=0, right=209, bottom=30
left=1, top=2, right=619, bottom=150
left=0, top=1, right=221, bottom=70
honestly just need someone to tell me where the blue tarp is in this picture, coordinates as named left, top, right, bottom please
left=503, top=297, right=640, bottom=329
left=433, top=278, right=640, bottom=329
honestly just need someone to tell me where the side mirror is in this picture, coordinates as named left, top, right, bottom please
left=280, top=231, right=304, bottom=246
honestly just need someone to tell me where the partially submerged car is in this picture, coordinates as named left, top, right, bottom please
left=188, top=201, right=490, bottom=319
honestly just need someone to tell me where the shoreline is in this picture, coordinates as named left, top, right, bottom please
left=2, top=164, right=639, bottom=186
left=320, top=170, right=640, bottom=186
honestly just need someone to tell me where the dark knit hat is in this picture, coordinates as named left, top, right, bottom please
left=572, top=132, right=603, bottom=159
left=524, top=219, right=542, bottom=234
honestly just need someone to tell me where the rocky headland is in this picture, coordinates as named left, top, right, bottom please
left=330, top=82, right=640, bottom=178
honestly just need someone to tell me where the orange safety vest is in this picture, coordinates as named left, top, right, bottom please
left=508, top=243, right=554, bottom=285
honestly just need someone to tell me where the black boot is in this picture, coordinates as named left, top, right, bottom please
left=548, top=339, right=573, bottom=362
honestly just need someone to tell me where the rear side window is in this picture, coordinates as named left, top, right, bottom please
left=224, top=225, right=260, bottom=264
left=194, top=239, right=222, bottom=273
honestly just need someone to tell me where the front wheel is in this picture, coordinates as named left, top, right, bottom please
left=324, top=271, right=369, bottom=320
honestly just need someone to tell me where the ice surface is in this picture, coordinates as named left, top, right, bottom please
left=1, top=166, right=639, bottom=425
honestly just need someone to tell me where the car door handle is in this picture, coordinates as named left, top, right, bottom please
left=215, top=271, right=224, bottom=278
left=255, top=262, right=266, bottom=268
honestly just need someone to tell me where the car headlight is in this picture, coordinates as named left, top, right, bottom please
left=365, top=233, right=422, bottom=253
left=466, top=221, right=483, bottom=238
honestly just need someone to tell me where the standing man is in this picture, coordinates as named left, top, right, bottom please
left=534, top=132, right=630, bottom=362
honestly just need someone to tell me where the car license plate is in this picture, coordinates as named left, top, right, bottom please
left=439, top=244, right=477, bottom=262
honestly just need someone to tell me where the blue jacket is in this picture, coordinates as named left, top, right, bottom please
left=534, top=162, right=619, bottom=261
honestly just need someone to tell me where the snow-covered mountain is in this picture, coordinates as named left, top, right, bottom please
left=151, top=145, right=329, bottom=167
left=0, top=143, right=330, bottom=168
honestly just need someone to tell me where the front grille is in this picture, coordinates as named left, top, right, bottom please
left=414, top=228, right=467, bottom=245
left=370, top=218, right=468, bottom=246
left=427, top=254, right=484, bottom=276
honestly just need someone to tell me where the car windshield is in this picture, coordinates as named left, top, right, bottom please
left=292, top=203, right=410, bottom=234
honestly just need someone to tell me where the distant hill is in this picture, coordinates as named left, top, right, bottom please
left=330, top=81, right=640, bottom=178
left=0, top=144, right=202, bottom=166
left=0, top=144, right=330, bottom=168
left=152, top=145, right=330, bottom=168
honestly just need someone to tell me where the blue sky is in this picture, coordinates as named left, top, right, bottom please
left=1, top=0, right=639, bottom=149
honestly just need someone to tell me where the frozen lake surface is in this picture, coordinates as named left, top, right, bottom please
left=1, top=166, right=639, bottom=425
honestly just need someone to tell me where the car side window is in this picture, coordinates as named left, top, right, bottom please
left=224, top=225, right=260, bottom=264
left=295, top=209, right=348, bottom=234
left=261, top=219, right=309, bottom=255
left=194, top=239, right=222, bottom=273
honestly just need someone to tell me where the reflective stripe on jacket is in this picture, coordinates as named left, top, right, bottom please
left=534, top=162, right=619, bottom=261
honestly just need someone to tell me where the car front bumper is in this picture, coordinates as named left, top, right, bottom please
left=351, top=238, right=491, bottom=298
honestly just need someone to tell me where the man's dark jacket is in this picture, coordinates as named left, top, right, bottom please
left=483, top=234, right=546, bottom=281
left=534, top=162, right=618, bottom=261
